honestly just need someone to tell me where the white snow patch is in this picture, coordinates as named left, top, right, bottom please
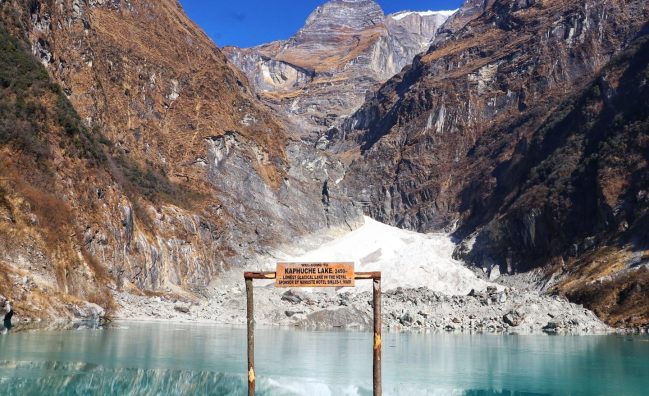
left=285, top=216, right=491, bottom=295
left=390, top=9, right=458, bottom=21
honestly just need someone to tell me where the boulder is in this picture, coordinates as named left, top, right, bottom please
left=281, top=289, right=306, bottom=304
left=503, top=310, right=525, bottom=327
left=299, top=307, right=371, bottom=328
left=174, top=305, right=190, bottom=314
left=285, top=310, right=305, bottom=318
left=543, top=321, right=561, bottom=332
left=400, top=312, right=414, bottom=326
left=71, top=302, right=105, bottom=321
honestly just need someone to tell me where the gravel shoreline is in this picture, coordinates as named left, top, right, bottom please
left=113, top=283, right=617, bottom=335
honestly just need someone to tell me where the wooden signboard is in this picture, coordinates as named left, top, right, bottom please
left=275, top=262, right=355, bottom=288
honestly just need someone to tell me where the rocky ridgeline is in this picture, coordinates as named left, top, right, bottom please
left=224, top=0, right=452, bottom=142
left=432, top=0, right=493, bottom=45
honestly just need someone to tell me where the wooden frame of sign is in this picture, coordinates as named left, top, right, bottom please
left=244, top=263, right=382, bottom=396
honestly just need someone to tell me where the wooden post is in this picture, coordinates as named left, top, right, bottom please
left=246, top=277, right=255, bottom=395
left=373, top=276, right=382, bottom=396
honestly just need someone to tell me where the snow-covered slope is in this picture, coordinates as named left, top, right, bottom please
left=389, top=9, right=457, bottom=21
left=287, top=217, right=491, bottom=294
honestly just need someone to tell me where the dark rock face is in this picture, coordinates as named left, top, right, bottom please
left=462, top=37, right=649, bottom=327
left=224, top=0, right=452, bottom=142
left=455, top=37, right=649, bottom=265
left=339, top=0, right=649, bottom=325
left=343, top=0, right=648, bottom=231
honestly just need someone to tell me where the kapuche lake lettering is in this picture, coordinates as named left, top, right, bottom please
left=275, top=263, right=355, bottom=288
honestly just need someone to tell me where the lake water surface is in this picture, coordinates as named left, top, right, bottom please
left=0, top=322, right=647, bottom=395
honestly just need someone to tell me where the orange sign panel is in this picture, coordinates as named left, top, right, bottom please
left=275, top=262, right=355, bottom=288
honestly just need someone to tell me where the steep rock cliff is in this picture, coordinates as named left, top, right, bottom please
left=342, top=0, right=648, bottom=230
left=0, top=0, right=361, bottom=321
left=340, top=0, right=649, bottom=325
left=455, top=34, right=649, bottom=327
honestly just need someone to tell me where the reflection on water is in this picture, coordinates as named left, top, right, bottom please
left=0, top=362, right=248, bottom=395
left=0, top=322, right=647, bottom=395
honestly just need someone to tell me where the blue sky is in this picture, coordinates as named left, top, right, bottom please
left=179, top=1, right=463, bottom=48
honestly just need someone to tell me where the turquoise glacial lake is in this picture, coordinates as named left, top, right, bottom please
left=0, top=322, right=647, bottom=395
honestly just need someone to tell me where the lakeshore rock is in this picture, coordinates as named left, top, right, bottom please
left=284, top=310, right=304, bottom=318
left=400, top=312, right=414, bottom=326
left=503, top=310, right=524, bottom=327
left=281, top=290, right=307, bottom=304
left=300, top=306, right=371, bottom=329
left=174, top=305, right=190, bottom=314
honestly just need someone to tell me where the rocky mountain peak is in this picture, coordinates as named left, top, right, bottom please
left=300, top=0, right=384, bottom=33
left=290, top=0, right=385, bottom=51
left=225, top=1, right=452, bottom=142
